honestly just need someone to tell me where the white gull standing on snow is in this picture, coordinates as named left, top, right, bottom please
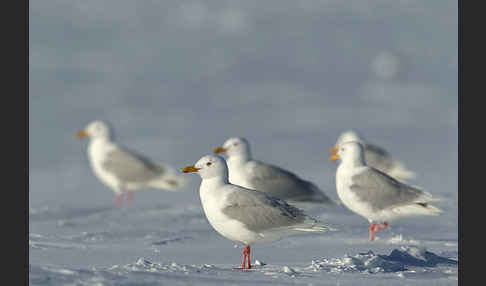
left=182, top=154, right=333, bottom=269
left=213, top=137, right=334, bottom=205
left=334, top=130, right=416, bottom=182
left=77, top=120, right=187, bottom=207
left=330, top=141, right=441, bottom=241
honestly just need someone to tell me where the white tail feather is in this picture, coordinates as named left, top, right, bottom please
left=418, top=190, right=443, bottom=202
left=422, top=204, right=442, bottom=214
left=392, top=203, right=442, bottom=217
left=408, top=187, right=443, bottom=203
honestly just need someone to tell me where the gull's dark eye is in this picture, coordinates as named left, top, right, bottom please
left=206, top=162, right=212, bottom=166
left=233, top=143, right=238, bottom=146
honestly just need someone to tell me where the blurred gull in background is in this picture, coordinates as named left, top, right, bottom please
left=77, top=120, right=187, bottom=207
left=182, top=154, right=332, bottom=269
left=330, top=141, right=441, bottom=241
left=214, top=137, right=335, bottom=205
left=335, top=130, right=416, bottom=182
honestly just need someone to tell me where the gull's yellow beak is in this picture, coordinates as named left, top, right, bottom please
left=329, top=146, right=340, bottom=162
left=182, top=165, right=201, bottom=173
left=214, top=146, right=227, bottom=154
left=76, top=130, right=89, bottom=139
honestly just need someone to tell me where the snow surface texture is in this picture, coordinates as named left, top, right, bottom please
left=29, top=201, right=458, bottom=285
left=30, top=246, right=457, bottom=286
left=30, top=0, right=457, bottom=285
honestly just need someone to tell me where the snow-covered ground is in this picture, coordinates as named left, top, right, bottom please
left=30, top=1, right=457, bottom=285
left=29, top=199, right=457, bottom=285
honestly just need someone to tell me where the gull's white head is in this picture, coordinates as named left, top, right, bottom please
left=330, top=141, right=366, bottom=166
left=213, top=137, right=251, bottom=158
left=182, top=154, right=229, bottom=180
left=335, top=130, right=363, bottom=147
left=77, top=120, right=111, bottom=140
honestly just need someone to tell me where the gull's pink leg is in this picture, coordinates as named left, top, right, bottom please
left=114, top=193, right=124, bottom=207
left=233, top=245, right=251, bottom=270
left=368, top=222, right=389, bottom=241
left=369, top=223, right=376, bottom=241
left=244, top=245, right=252, bottom=269
left=233, top=251, right=247, bottom=269
left=126, top=191, right=133, bottom=207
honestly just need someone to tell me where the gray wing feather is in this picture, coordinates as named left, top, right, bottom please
left=102, top=147, right=165, bottom=183
left=350, top=167, right=424, bottom=211
left=246, top=161, right=331, bottom=203
left=221, top=187, right=307, bottom=233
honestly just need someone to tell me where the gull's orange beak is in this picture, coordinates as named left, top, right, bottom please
left=76, top=130, right=89, bottom=139
left=329, top=146, right=340, bottom=162
left=329, top=146, right=339, bottom=155
left=214, top=146, right=227, bottom=154
left=181, top=165, right=201, bottom=173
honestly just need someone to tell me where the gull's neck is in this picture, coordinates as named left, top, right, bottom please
left=200, top=176, right=229, bottom=190
left=341, top=154, right=366, bottom=169
left=227, top=152, right=251, bottom=166
left=90, top=136, right=113, bottom=145
left=88, top=136, right=114, bottom=154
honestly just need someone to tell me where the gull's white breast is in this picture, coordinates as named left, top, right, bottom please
left=88, top=140, right=120, bottom=193
left=336, top=165, right=375, bottom=220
